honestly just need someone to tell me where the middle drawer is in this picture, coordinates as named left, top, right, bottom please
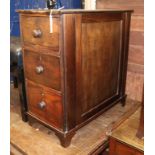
left=24, top=50, right=61, bottom=91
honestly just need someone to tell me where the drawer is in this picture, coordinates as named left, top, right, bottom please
left=26, top=80, right=63, bottom=129
left=24, top=50, right=61, bottom=91
left=20, top=15, right=59, bottom=50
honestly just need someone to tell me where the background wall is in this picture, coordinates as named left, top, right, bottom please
left=10, top=0, right=81, bottom=36
left=97, top=0, right=144, bottom=101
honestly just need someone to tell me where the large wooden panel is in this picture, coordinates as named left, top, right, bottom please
left=96, top=0, right=144, bottom=102
left=77, top=19, right=122, bottom=118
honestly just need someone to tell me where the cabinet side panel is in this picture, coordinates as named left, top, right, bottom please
left=76, top=13, right=123, bottom=121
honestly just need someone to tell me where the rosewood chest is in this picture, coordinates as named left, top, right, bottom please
left=18, top=9, right=132, bottom=147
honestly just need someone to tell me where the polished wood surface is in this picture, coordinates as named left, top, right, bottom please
left=24, top=50, right=61, bottom=90
left=17, top=9, right=133, bottom=14
left=109, top=110, right=144, bottom=155
left=96, top=0, right=144, bottom=102
left=11, top=85, right=140, bottom=154
left=26, top=80, right=63, bottom=129
left=109, top=138, right=143, bottom=155
left=20, top=15, right=60, bottom=50
left=77, top=18, right=122, bottom=120
left=19, top=9, right=132, bottom=147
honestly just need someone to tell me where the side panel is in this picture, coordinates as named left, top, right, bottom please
left=75, top=13, right=124, bottom=123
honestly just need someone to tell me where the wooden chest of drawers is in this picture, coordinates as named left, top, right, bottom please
left=18, top=9, right=132, bottom=147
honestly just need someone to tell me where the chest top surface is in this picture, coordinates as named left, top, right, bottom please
left=17, top=9, right=133, bottom=15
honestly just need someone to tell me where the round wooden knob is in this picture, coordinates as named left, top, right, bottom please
left=35, top=65, right=44, bottom=74
left=32, top=29, right=42, bottom=38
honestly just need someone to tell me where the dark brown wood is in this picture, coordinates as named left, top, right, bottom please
left=96, top=0, right=144, bottom=102
left=109, top=138, right=143, bottom=155
left=26, top=80, right=63, bottom=129
left=20, top=15, right=60, bottom=50
left=119, top=12, right=131, bottom=103
left=23, top=50, right=61, bottom=91
left=136, top=89, right=144, bottom=139
left=55, top=131, right=76, bottom=148
left=77, top=15, right=122, bottom=120
left=18, top=9, right=132, bottom=147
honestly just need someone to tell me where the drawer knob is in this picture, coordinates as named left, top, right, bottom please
left=32, top=29, right=42, bottom=38
left=38, top=101, right=46, bottom=109
left=36, top=65, right=44, bottom=74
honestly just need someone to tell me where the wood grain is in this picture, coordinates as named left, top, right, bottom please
left=128, top=45, right=144, bottom=65
left=20, top=15, right=60, bottom=50
left=80, top=20, right=121, bottom=114
left=130, top=31, right=144, bottom=46
left=24, top=50, right=61, bottom=91
left=26, top=80, right=63, bottom=129
left=11, top=84, right=141, bottom=154
left=131, top=16, right=144, bottom=31
left=19, top=10, right=132, bottom=147
left=126, top=71, right=144, bottom=101
left=109, top=138, right=143, bottom=155
left=97, top=0, right=144, bottom=15
left=96, top=0, right=144, bottom=102
left=109, top=110, right=144, bottom=154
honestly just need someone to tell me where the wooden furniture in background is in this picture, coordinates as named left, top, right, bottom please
left=136, top=89, right=144, bottom=139
left=109, top=138, right=143, bottom=155
left=109, top=110, right=144, bottom=155
left=18, top=9, right=132, bottom=147
left=97, top=0, right=144, bottom=102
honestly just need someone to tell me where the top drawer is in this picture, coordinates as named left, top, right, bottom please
left=20, top=15, right=60, bottom=50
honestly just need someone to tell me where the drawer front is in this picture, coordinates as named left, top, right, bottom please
left=24, top=50, right=61, bottom=91
left=21, top=15, right=59, bottom=50
left=26, top=80, right=63, bottom=129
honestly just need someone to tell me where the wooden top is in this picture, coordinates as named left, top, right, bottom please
left=17, top=9, right=133, bottom=15
left=111, top=109, right=144, bottom=152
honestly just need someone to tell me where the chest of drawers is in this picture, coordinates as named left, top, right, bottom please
left=18, top=9, right=132, bottom=147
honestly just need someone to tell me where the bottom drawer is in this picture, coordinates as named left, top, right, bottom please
left=26, top=80, right=63, bottom=129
